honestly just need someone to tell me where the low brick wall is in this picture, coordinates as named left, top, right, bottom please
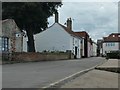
left=1, top=52, right=10, bottom=61
left=12, top=52, right=74, bottom=62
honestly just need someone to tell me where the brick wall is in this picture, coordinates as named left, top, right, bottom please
left=12, top=52, right=74, bottom=62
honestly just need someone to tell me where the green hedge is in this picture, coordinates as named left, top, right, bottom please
left=106, top=50, right=120, bottom=59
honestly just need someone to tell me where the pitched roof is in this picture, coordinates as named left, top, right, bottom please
left=103, top=33, right=120, bottom=42
left=74, top=31, right=90, bottom=39
left=58, top=23, right=83, bottom=39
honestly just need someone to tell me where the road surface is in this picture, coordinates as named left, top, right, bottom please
left=2, top=57, right=105, bottom=88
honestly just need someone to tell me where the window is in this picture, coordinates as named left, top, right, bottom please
left=106, top=43, right=107, bottom=46
left=0, top=37, right=2, bottom=51
left=75, top=40, right=77, bottom=44
left=111, top=43, right=113, bottom=46
left=118, top=35, right=120, bottom=37
left=113, top=43, right=115, bottom=46
left=81, top=40, right=82, bottom=44
left=73, top=38, right=74, bottom=44
left=113, top=35, right=115, bottom=37
left=1, top=37, right=9, bottom=52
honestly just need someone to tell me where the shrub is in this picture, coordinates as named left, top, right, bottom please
left=106, top=50, right=120, bottom=59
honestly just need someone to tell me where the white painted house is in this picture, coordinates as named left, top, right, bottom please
left=23, top=12, right=98, bottom=58
left=102, top=33, right=120, bottom=55
left=23, top=12, right=83, bottom=58
left=35, top=17, right=83, bottom=58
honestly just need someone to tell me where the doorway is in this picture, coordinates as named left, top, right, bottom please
left=74, top=46, right=77, bottom=59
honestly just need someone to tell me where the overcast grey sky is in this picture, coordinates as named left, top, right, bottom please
left=48, top=1, right=118, bottom=42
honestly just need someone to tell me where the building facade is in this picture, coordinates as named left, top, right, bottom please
left=1, top=19, right=23, bottom=53
left=102, top=33, right=120, bottom=55
left=92, top=41, right=97, bottom=56
left=74, top=31, right=97, bottom=57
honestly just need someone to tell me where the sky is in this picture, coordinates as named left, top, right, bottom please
left=48, top=0, right=119, bottom=42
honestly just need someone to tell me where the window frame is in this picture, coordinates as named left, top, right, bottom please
left=1, top=37, right=9, bottom=52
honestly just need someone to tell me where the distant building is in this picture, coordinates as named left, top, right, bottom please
left=92, top=41, right=97, bottom=56
left=1, top=19, right=23, bottom=53
left=75, top=32, right=97, bottom=57
left=97, top=39, right=103, bottom=56
left=75, top=31, right=89, bottom=57
left=102, top=33, right=120, bottom=56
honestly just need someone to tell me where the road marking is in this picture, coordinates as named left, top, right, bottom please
left=42, top=59, right=107, bottom=89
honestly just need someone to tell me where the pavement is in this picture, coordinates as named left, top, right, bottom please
left=97, top=59, right=119, bottom=68
left=61, top=59, right=119, bottom=88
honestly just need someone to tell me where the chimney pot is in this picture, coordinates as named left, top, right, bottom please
left=67, top=17, right=72, bottom=30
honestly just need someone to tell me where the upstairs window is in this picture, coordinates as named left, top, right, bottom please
left=106, top=43, right=115, bottom=47
left=112, top=43, right=115, bottom=46
left=106, top=43, right=107, bottom=46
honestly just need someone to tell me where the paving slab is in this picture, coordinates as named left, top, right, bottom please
left=96, top=59, right=120, bottom=73
left=97, top=59, right=119, bottom=68
left=61, top=70, right=119, bottom=88
left=61, top=59, right=119, bottom=88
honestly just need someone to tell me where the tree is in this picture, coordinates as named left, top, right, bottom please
left=2, top=2, right=62, bottom=52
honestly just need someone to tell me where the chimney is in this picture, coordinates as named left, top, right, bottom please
left=55, top=11, right=59, bottom=23
left=67, top=18, right=72, bottom=30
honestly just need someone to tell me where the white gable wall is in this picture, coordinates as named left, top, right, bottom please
left=34, top=23, right=71, bottom=52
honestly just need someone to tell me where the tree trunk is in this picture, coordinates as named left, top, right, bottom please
left=26, top=29, right=36, bottom=52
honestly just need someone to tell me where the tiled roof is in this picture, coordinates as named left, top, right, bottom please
left=74, top=31, right=93, bottom=43
left=42, top=23, right=89, bottom=40
left=58, top=23, right=83, bottom=39
left=74, top=31, right=89, bottom=38
left=103, top=33, right=120, bottom=42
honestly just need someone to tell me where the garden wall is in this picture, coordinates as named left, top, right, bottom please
left=11, top=52, right=74, bottom=62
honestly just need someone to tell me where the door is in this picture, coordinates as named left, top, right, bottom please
left=75, top=46, right=77, bottom=58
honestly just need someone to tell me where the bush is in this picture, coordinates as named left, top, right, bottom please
left=106, top=50, right=120, bottom=59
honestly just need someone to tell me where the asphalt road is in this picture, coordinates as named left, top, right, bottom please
left=2, top=57, right=105, bottom=88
